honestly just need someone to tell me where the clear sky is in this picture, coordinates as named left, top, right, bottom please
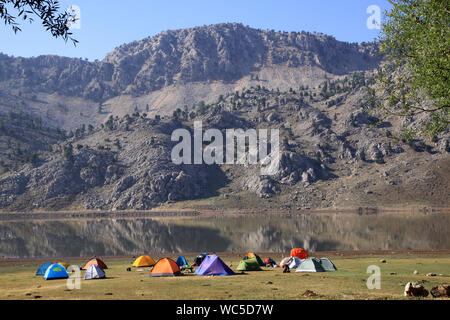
left=0, top=0, right=391, bottom=61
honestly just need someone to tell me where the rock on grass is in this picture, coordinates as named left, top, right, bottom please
left=430, top=285, right=450, bottom=298
left=404, top=282, right=429, bottom=297
left=302, top=290, right=318, bottom=297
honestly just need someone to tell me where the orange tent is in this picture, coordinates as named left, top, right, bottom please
left=132, top=255, right=156, bottom=267
left=150, top=258, right=181, bottom=277
left=290, top=248, right=308, bottom=259
left=245, top=253, right=256, bottom=259
left=82, top=258, right=108, bottom=270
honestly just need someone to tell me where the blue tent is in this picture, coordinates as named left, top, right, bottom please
left=195, top=254, right=235, bottom=276
left=36, top=262, right=52, bottom=276
left=43, top=263, right=69, bottom=280
left=84, top=264, right=106, bottom=280
left=176, top=256, right=188, bottom=267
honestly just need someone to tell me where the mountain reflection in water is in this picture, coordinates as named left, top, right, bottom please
left=0, top=212, right=449, bottom=258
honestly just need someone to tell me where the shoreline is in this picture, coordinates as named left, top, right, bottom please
left=2, top=250, right=450, bottom=265
left=0, top=206, right=449, bottom=221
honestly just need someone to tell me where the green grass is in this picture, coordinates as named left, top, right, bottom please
left=0, top=254, right=449, bottom=300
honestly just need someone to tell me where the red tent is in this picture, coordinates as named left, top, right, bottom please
left=290, top=248, right=308, bottom=259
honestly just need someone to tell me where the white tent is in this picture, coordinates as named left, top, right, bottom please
left=288, top=257, right=303, bottom=269
left=280, top=256, right=304, bottom=269
left=84, top=264, right=106, bottom=280
left=295, top=258, right=326, bottom=272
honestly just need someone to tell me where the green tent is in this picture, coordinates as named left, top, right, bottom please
left=319, top=258, right=337, bottom=271
left=237, top=258, right=263, bottom=271
left=243, top=253, right=265, bottom=267
left=295, top=257, right=325, bottom=273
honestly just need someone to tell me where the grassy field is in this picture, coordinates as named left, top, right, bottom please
left=0, top=253, right=449, bottom=300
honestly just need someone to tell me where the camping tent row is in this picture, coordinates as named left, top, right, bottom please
left=37, top=264, right=107, bottom=280
left=36, top=254, right=333, bottom=280
left=132, top=254, right=190, bottom=270
left=147, top=255, right=236, bottom=277
left=131, top=254, right=235, bottom=277
left=36, top=258, right=108, bottom=280
left=40, top=263, right=106, bottom=280
left=38, top=254, right=238, bottom=280
left=280, top=257, right=337, bottom=272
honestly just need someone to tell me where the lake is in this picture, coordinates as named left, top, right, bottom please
left=0, top=211, right=449, bottom=259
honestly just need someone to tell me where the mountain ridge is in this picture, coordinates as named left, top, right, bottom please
left=0, top=23, right=382, bottom=130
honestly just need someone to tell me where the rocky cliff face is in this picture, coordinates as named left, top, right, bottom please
left=0, top=54, right=112, bottom=101
left=0, top=23, right=380, bottom=102
left=103, top=23, right=380, bottom=95
left=0, top=23, right=382, bottom=130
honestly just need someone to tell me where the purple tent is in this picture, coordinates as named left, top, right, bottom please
left=194, top=254, right=236, bottom=276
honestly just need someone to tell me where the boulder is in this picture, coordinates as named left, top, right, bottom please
left=404, top=282, right=429, bottom=297
left=430, top=285, right=450, bottom=298
left=302, top=290, right=318, bottom=297
left=242, top=175, right=277, bottom=198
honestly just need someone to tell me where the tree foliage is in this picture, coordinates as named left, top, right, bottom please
left=0, top=0, right=77, bottom=44
left=378, top=0, right=449, bottom=137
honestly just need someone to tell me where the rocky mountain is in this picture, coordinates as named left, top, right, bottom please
left=0, top=80, right=448, bottom=211
left=0, top=23, right=448, bottom=211
left=0, top=111, right=65, bottom=175
left=0, top=117, right=224, bottom=211
left=0, top=23, right=381, bottom=130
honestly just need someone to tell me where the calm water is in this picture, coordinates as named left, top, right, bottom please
left=0, top=212, right=449, bottom=259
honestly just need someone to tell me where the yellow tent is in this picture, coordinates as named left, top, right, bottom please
left=132, top=255, right=156, bottom=267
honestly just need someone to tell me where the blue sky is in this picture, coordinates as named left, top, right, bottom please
left=0, top=0, right=391, bottom=61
